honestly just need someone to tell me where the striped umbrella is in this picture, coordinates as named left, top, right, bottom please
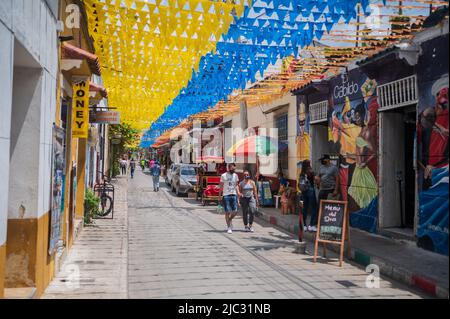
left=226, top=135, right=280, bottom=157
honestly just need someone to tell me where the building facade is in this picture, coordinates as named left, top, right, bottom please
left=223, top=93, right=298, bottom=187
left=0, top=0, right=60, bottom=298
left=0, top=0, right=110, bottom=298
left=293, top=18, right=449, bottom=256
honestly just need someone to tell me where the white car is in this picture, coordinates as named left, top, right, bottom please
left=172, top=165, right=198, bottom=196
left=165, top=163, right=180, bottom=186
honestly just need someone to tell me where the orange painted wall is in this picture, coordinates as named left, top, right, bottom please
left=5, top=212, right=55, bottom=297
left=0, top=244, right=5, bottom=298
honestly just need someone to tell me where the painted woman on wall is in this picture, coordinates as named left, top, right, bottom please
left=296, top=101, right=311, bottom=162
left=347, top=102, right=378, bottom=209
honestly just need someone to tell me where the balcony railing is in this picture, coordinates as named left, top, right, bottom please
left=377, top=75, right=418, bottom=111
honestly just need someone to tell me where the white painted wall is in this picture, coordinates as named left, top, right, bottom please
left=0, top=0, right=59, bottom=228
left=9, top=67, right=43, bottom=220
left=0, top=22, right=14, bottom=247
left=38, top=70, right=57, bottom=219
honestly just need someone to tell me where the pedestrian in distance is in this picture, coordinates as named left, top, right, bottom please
left=239, top=170, right=259, bottom=232
left=299, top=159, right=318, bottom=232
left=218, top=163, right=241, bottom=234
left=120, top=158, right=127, bottom=175
left=140, top=158, right=145, bottom=171
left=130, top=158, right=136, bottom=179
left=315, top=154, right=340, bottom=205
left=151, top=160, right=161, bottom=192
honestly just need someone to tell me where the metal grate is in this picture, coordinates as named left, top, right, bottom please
left=309, top=100, right=328, bottom=124
left=377, top=75, right=418, bottom=111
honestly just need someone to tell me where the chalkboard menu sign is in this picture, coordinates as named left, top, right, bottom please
left=314, top=200, right=350, bottom=267
left=318, top=201, right=346, bottom=241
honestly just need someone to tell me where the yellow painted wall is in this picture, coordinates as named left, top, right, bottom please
left=5, top=212, right=55, bottom=298
left=0, top=244, right=5, bottom=298
left=76, top=138, right=87, bottom=220
left=35, top=212, right=55, bottom=297
left=5, top=219, right=38, bottom=288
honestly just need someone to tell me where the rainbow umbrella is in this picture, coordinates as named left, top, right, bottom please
left=227, top=135, right=280, bottom=157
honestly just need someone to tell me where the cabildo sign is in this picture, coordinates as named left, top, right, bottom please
left=333, top=73, right=361, bottom=102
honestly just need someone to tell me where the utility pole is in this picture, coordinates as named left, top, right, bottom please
left=356, top=3, right=361, bottom=48
left=239, top=98, right=248, bottom=131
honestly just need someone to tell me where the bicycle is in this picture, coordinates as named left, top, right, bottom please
left=94, top=176, right=115, bottom=218
left=98, top=186, right=113, bottom=217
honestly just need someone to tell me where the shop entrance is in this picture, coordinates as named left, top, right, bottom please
left=379, top=106, right=416, bottom=236
left=310, top=122, right=331, bottom=172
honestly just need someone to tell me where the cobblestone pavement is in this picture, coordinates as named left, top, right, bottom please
left=44, top=170, right=428, bottom=299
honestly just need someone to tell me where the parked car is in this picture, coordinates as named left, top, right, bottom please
left=172, top=164, right=198, bottom=196
left=165, top=163, right=180, bottom=186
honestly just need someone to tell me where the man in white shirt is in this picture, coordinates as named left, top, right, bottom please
left=219, top=163, right=241, bottom=234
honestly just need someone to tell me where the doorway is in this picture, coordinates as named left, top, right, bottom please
left=379, top=106, right=416, bottom=236
left=310, top=122, right=331, bottom=172
left=404, top=111, right=416, bottom=228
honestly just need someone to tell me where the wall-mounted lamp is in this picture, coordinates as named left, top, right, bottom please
left=59, top=36, right=74, bottom=43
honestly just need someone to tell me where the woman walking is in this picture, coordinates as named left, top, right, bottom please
left=239, top=170, right=259, bottom=232
left=299, top=159, right=318, bottom=232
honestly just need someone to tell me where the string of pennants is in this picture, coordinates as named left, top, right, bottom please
left=143, top=0, right=377, bottom=145
left=84, top=0, right=248, bottom=130
left=83, top=0, right=434, bottom=148
left=145, top=0, right=442, bottom=148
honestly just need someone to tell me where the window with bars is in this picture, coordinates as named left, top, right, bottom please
left=275, top=113, right=288, bottom=170
left=309, top=100, right=328, bottom=124
left=275, top=113, right=288, bottom=141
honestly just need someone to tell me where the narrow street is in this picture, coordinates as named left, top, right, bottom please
left=43, top=170, right=426, bottom=299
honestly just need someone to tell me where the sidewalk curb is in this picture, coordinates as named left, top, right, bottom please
left=256, top=209, right=449, bottom=299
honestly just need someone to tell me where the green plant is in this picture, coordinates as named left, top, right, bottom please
left=84, top=188, right=100, bottom=226
left=111, top=160, right=120, bottom=178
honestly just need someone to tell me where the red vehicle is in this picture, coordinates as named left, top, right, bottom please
left=198, top=175, right=221, bottom=206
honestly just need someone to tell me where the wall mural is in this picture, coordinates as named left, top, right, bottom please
left=296, top=95, right=311, bottom=162
left=417, top=34, right=449, bottom=256
left=296, top=95, right=311, bottom=191
left=328, top=69, right=379, bottom=233
left=296, top=69, right=380, bottom=233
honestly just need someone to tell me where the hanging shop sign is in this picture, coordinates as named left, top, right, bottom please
left=314, top=200, right=350, bottom=267
left=71, top=80, right=90, bottom=138
left=90, top=111, right=121, bottom=124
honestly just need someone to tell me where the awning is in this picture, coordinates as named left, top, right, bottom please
left=62, top=43, right=101, bottom=76
left=89, top=82, right=108, bottom=98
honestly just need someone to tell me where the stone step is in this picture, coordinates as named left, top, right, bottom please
left=4, top=287, right=37, bottom=299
